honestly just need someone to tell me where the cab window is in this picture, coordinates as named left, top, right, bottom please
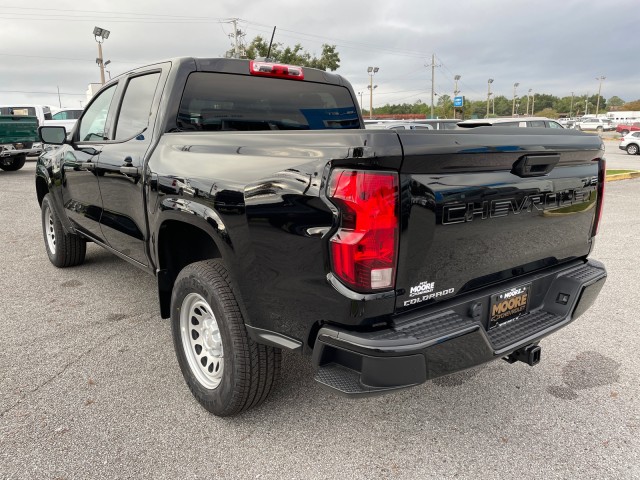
left=115, top=73, right=161, bottom=140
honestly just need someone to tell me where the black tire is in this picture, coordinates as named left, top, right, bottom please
left=575, top=125, right=581, bottom=131
left=0, top=154, right=26, bottom=171
left=171, top=259, right=281, bottom=416
left=627, top=144, right=639, bottom=156
left=621, top=130, right=629, bottom=136
left=41, top=194, right=86, bottom=267
left=596, top=126, right=603, bottom=133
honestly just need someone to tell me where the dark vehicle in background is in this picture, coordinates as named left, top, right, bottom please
left=0, top=113, right=38, bottom=171
left=36, top=57, right=607, bottom=416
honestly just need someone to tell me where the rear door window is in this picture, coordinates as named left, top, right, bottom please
left=115, top=72, right=161, bottom=140
left=176, top=72, right=360, bottom=131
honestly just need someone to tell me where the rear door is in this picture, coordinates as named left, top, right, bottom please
left=97, top=69, right=165, bottom=266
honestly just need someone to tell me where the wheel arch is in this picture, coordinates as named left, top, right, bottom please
left=155, top=214, right=232, bottom=318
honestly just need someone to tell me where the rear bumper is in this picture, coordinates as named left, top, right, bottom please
left=312, top=259, right=606, bottom=395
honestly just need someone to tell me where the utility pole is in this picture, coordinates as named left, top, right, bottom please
left=57, top=86, right=62, bottom=108
left=367, top=66, right=379, bottom=120
left=570, top=92, right=574, bottom=117
left=453, top=75, right=461, bottom=119
left=425, top=54, right=440, bottom=119
left=531, top=93, right=535, bottom=116
left=512, top=82, right=520, bottom=116
left=227, top=18, right=246, bottom=58
left=595, top=76, right=605, bottom=116
left=526, top=88, right=532, bottom=116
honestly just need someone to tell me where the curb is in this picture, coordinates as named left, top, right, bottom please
left=606, top=171, right=640, bottom=182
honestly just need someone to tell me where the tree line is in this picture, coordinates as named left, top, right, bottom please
left=365, top=95, right=640, bottom=119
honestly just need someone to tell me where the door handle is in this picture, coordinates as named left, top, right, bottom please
left=512, top=154, right=560, bottom=177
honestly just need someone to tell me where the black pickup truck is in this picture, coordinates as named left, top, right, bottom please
left=36, top=57, right=607, bottom=416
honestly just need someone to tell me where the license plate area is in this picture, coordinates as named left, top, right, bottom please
left=489, top=283, right=531, bottom=329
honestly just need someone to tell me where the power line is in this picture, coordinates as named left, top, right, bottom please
left=0, top=90, right=85, bottom=96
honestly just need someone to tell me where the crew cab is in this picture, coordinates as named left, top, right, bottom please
left=36, top=57, right=607, bottom=416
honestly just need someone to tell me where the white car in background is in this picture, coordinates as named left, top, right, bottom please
left=619, top=131, right=640, bottom=155
left=575, top=118, right=615, bottom=132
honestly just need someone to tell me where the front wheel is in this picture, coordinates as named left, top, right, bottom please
left=627, top=144, right=639, bottom=155
left=0, top=154, right=26, bottom=171
left=171, top=260, right=281, bottom=416
left=41, top=194, right=86, bottom=267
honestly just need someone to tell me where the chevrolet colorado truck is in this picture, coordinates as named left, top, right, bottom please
left=0, top=113, right=38, bottom=171
left=36, top=57, right=607, bottom=416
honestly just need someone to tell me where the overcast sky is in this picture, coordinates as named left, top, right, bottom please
left=1, top=0, right=637, bottom=110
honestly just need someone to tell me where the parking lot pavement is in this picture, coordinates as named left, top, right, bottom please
left=1, top=163, right=639, bottom=479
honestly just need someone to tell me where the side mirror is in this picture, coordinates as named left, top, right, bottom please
left=39, top=126, right=68, bottom=145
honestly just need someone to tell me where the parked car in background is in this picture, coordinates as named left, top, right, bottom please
left=619, top=131, right=640, bottom=155
left=615, top=122, right=640, bottom=136
left=575, top=118, right=615, bottom=132
left=457, top=117, right=565, bottom=129
left=412, top=119, right=461, bottom=130
left=51, top=109, right=83, bottom=121
left=365, top=122, right=433, bottom=130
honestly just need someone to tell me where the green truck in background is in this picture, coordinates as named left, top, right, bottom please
left=0, top=111, right=39, bottom=171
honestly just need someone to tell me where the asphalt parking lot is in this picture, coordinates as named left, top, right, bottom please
left=1, top=143, right=639, bottom=479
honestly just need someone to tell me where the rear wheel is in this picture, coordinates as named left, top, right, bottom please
left=596, top=126, right=603, bottom=133
left=41, top=194, right=86, bottom=267
left=627, top=144, right=639, bottom=155
left=171, top=259, right=281, bottom=416
left=0, top=154, right=26, bottom=171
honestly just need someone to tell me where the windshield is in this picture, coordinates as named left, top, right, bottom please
left=176, top=72, right=360, bottom=131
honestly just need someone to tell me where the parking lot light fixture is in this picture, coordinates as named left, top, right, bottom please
left=595, top=76, right=605, bottom=116
left=526, top=88, right=532, bottom=116
left=93, top=26, right=111, bottom=85
left=367, top=66, right=379, bottom=119
left=512, top=82, right=520, bottom=116
left=486, top=78, right=494, bottom=118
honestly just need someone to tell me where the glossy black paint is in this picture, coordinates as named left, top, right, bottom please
left=35, top=57, right=606, bottom=360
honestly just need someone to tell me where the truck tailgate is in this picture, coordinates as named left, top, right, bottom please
left=0, top=115, right=38, bottom=144
left=394, top=128, right=604, bottom=313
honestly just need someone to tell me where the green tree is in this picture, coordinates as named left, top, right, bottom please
left=536, top=108, right=559, bottom=119
left=608, top=96, right=625, bottom=108
left=621, top=100, right=640, bottom=111
left=229, top=35, right=340, bottom=71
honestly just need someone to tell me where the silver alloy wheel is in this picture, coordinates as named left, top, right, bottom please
left=628, top=144, right=639, bottom=155
left=44, top=205, right=56, bottom=254
left=180, top=293, right=224, bottom=389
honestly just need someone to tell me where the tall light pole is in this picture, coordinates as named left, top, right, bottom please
left=512, top=82, right=520, bottom=116
left=570, top=91, right=574, bottom=118
left=453, top=74, right=461, bottom=119
left=526, top=88, right=532, bottom=116
left=531, top=92, right=535, bottom=116
left=367, top=66, right=379, bottom=120
left=486, top=79, right=494, bottom=118
left=595, top=76, right=605, bottom=116
left=93, top=26, right=110, bottom=85
left=357, top=91, right=363, bottom=109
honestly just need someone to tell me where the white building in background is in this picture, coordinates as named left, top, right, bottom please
left=85, top=83, right=102, bottom=104
left=606, top=111, right=640, bottom=123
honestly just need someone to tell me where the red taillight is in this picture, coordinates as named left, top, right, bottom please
left=592, top=158, right=606, bottom=236
left=328, top=169, right=399, bottom=292
left=249, top=60, right=304, bottom=80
